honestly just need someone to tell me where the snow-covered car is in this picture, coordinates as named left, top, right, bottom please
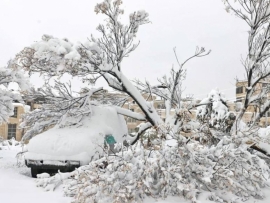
left=24, top=105, right=129, bottom=177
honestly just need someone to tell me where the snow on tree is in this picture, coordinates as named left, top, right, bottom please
left=223, top=0, right=270, bottom=126
left=15, top=0, right=162, bottom=131
left=14, top=1, right=208, bottom=143
left=134, top=47, right=210, bottom=137
left=219, top=0, right=270, bottom=159
left=13, top=0, right=270, bottom=202
left=20, top=81, right=130, bottom=142
left=0, top=61, right=30, bottom=123
left=196, top=89, right=235, bottom=131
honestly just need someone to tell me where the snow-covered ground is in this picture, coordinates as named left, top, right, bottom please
left=0, top=145, right=71, bottom=203
left=1, top=145, right=270, bottom=203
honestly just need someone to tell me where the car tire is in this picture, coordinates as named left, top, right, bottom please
left=31, top=167, right=39, bottom=178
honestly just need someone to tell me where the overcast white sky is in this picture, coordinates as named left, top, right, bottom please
left=0, top=0, right=248, bottom=100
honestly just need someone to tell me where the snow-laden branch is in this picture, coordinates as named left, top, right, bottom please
left=21, top=82, right=126, bottom=141
left=14, top=0, right=164, bottom=129
left=0, top=62, right=30, bottom=124
left=223, top=0, right=270, bottom=125
left=102, top=73, right=123, bottom=91
left=114, top=106, right=146, bottom=121
left=130, top=122, right=152, bottom=145
left=135, top=47, right=210, bottom=127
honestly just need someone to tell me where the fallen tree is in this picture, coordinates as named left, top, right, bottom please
left=13, top=0, right=270, bottom=202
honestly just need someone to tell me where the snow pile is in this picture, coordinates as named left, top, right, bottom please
left=258, top=127, right=270, bottom=139
left=255, top=127, right=270, bottom=155
left=25, top=105, right=128, bottom=165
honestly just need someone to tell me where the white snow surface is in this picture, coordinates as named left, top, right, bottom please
left=257, top=127, right=270, bottom=155
left=0, top=145, right=71, bottom=203
left=25, top=105, right=128, bottom=165
left=258, top=126, right=270, bottom=139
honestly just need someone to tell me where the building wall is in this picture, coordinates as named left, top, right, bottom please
left=0, top=104, right=26, bottom=141
left=123, top=98, right=198, bottom=133
left=122, top=98, right=148, bottom=133
left=235, top=80, right=270, bottom=126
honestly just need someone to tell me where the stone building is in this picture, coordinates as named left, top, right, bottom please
left=123, top=96, right=198, bottom=134
left=0, top=103, right=29, bottom=141
left=235, top=79, right=270, bottom=126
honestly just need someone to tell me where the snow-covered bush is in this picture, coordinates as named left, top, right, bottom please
left=196, top=89, right=236, bottom=132
left=34, top=127, right=270, bottom=203
left=74, top=136, right=269, bottom=202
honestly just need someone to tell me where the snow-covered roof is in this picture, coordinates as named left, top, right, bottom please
left=12, top=103, right=31, bottom=113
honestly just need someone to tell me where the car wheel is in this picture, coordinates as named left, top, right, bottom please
left=31, top=167, right=39, bottom=178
